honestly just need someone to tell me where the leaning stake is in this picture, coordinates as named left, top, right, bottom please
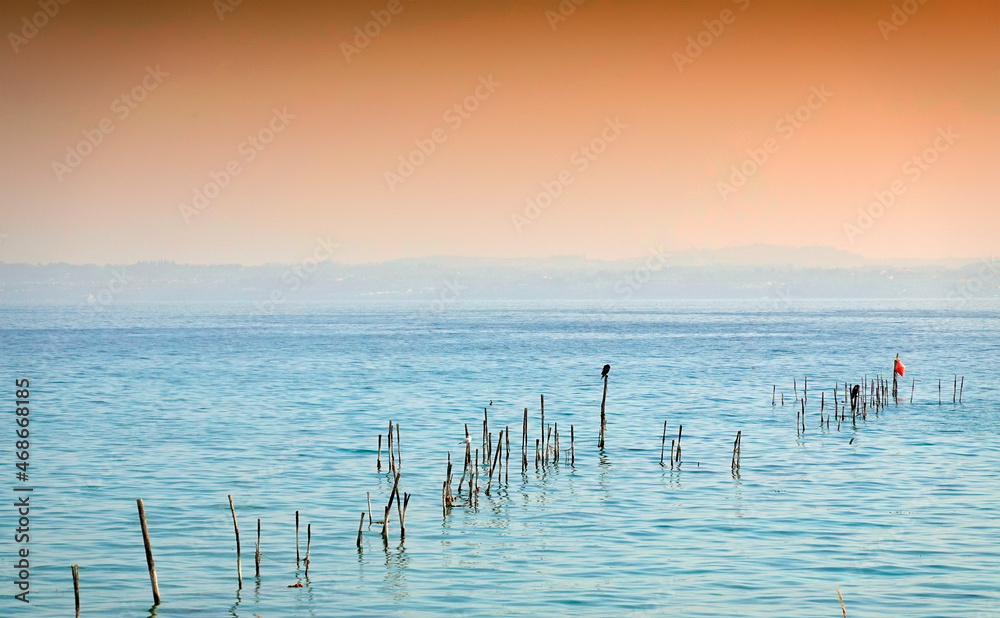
left=136, top=499, right=161, bottom=605
left=228, top=495, right=242, bottom=588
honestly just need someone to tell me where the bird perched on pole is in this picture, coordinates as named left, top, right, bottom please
left=601, top=364, right=611, bottom=379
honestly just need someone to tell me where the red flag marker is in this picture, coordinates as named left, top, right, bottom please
left=894, top=357, right=906, bottom=377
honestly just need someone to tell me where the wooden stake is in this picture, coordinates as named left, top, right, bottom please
left=377, top=434, right=382, bottom=471
left=356, top=512, right=365, bottom=548
left=505, top=425, right=510, bottom=483
left=72, top=564, right=80, bottom=615
left=570, top=424, right=575, bottom=465
left=136, top=499, right=161, bottom=606
left=772, top=385, right=776, bottom=406
left=599, top=375, right=608, bottom=449
left=255, top=519, right=261, bottom=577
left=731, top=430, right=741, bottom=471
left=954, top=375, right=957, bottom=404
left=295, top=510, right=300, bottom=564
left=396, top=422, right=402, bottom=468
left=540, top=394, right=545, bottom=455
left=228, top=495, right=242, bottom=588
left=674, top=425, right=683, bottom=464
left=837, top=586, right=847, bottom=617
left=400, top=493, right=411, bottom=537
left=304, top=524, right=311, bottom=575
left=670, top=439, right=675, bottom=469
left=660, top=420, right=667, bottom=466
left=959, top=376, right=964, bottom=403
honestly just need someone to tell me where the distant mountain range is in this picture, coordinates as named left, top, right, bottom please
left=0, top=246, right=996, bottom=305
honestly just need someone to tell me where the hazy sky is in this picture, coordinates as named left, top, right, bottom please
left=1, top=0, right=997, bottom=265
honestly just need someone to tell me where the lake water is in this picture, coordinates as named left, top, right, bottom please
left=1, top=300, right=998, bottom=616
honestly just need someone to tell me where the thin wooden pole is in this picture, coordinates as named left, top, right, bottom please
left=505, top=425, right=510, bottom=483
left=540, top=394, right=545, bottom=455
left=731, top=430, right=741, bottom=471
left=599, top=375, right=608, bottom=449
left=939, top=379, right=942, bottom=404
left=396, top=423, right=402, bottom=469
left=295, top=510, right=300, bottom=564
left=136, top=499, right=161, bottom=605
left=400, top=493, right=410, bottom=538
left=953, top=375, right=957, bottom=404
left=674, top=425, right=683, bottom=464
left=377, top=434, right=382, bottom=471
left=772, top=385, right=776, bottom=406
left=959, top=376, right=964, bottom=403
left=255, top=519, right=261, bottom=577
left=304, top=524, right=311, bottom=575
left=356, top=512, right=365, bottom=548
left=72, top=564, right=80, bottom=615
left=660, top=420, right=667, bottom=466
left=228, top=495, right=242, bottom=588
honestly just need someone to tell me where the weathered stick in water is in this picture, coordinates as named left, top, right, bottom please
left=304, top=523, right=312, bottom=575
left=228, top=495, right=242, bottom=588
left=959, top=376, right=964, bottom=403
left=295, top=510, right=300, bottom=564
left=953, top=375, right=957, bottom=404
left=255, top=518, right=261, bottom=577
left=356, top=511, right=365, bottom=548
left=731, top=430, right=741, bottom=471
left=72, top=564, right=80, bottom=615
left=505, top=425, right=510, bottom=483
left=382, top=471, right=401, bottom=536
left=388, top=420, right=394, bottom=472
left=837, top=586, right=847, bottom=617
left=400, top=492, right=411, bottom=537
left=670, top=439, right=675, bottom=469
left=540, top=394, right=545, bottom=456
left=772, top=385, right=776, bottom=406
left=910, top=378, right=914, bottom=404
left=377, top=434, right=382, bottom=471
left=939, top=379, right=942, bottom=404
left=660, top=420, right=667, bottom=466
left=675, top=425, right=683, bottom=464
left=395, top=422, right=402, bottom=469
left=599, top=375, right=608, bottom=448
left=136, top=499, right=161, bottom=605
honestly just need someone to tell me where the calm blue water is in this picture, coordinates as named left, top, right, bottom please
left=1, top=300, right=998, bottom=617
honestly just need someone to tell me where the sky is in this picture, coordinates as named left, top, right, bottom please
left=0, top=0, right=997, bottom=265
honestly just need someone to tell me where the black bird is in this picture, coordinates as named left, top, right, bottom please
left=601, top=364, right=611, bottom=379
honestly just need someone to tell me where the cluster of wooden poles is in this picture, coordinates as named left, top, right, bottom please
left=68, top=363, right=966, bottom=611
left=439, top=394, right=580, bottom=514
left=771, top=362, right=967, bottom=437
left=362, top=420, right=412, bottom=547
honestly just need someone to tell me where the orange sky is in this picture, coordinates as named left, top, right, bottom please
left=1, top=0, right=997, bottom=265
